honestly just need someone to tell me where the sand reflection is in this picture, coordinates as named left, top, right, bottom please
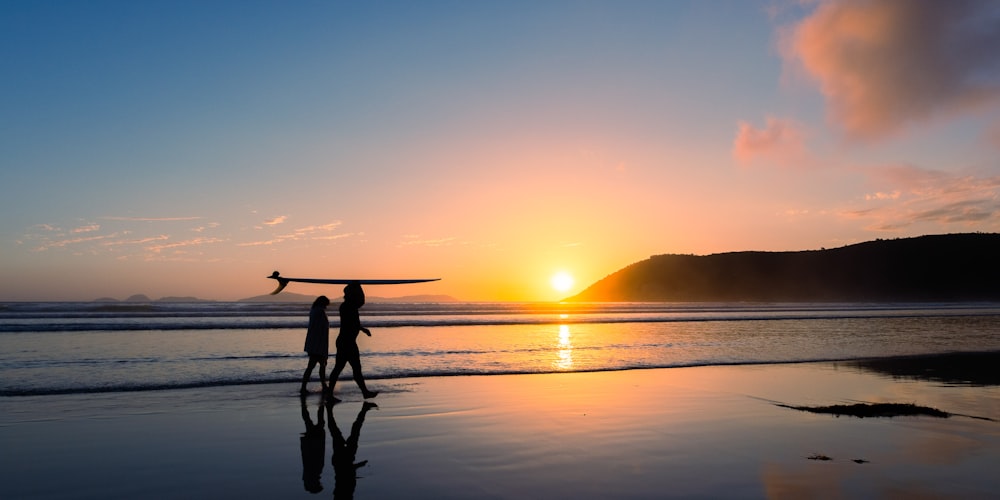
left=298, top=395, right=375, bottom=498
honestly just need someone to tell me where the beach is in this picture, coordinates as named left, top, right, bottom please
left=2, top=355, right=998, bottom=499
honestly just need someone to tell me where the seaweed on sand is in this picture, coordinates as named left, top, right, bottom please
left=770, top=400, right=997, bottom=421
left=777, top=402, right=950, bottom=419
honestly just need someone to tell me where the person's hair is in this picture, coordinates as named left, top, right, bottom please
left=312, top=295, right=330, bottom=308
left=343, top=283, right=365, bottom=305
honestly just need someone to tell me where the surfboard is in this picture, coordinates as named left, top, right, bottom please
left=267, top=271, right=440, bottom=295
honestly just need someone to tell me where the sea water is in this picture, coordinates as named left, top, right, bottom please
left=2, top=301, right=999, bottom=396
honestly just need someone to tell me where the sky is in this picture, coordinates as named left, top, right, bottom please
left=2, top=0, right=1000, bottom=302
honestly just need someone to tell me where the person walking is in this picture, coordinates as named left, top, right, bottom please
left=328, top=283, right=378, bottom=401
left=300, top=295, right=331, bottom=394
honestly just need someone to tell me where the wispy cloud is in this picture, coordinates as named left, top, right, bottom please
left=313, top=233, right=354, bottom=241
left=399, top=235, right=458, bottom=247
left=291, top=222, right=342, bottom=235
left=192, top=222, right=221, bottom=233
left=262, top=216, right=287, bottom=226
left=241, top=221, right=347, bottom=246
left=71, top=224, right=101, bottom=234
left=842, top=164, right=1000, bottom=230
left=102, top=235, right=171, bottom=247
left=32, top=233, right=119, bottom=252
left=102, top=216, right=203, bottom=222
left=782, top=0, right=1000, bottom=140
left=146, top=237, right=226, bottom=253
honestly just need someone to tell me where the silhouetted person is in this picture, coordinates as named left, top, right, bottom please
left=328, top=401, right=377, bottom=499
left=301, top=296, right=331, bottom=394
left=328, top=284, right=377, bottom=401
left=299, top=394, right=326, bottom=493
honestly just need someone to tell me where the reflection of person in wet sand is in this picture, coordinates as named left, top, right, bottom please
left=328, top=284, right=377, bottom=401
left=299, top=394, right=326, bottom=493
left=301, top=296, right=331, bottom=395
left=328, top=401, right=377, bottom=499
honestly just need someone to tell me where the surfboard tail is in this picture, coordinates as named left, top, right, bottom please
left=268, top=271, right=289, bottom=295
left=269, top=278, right=289, bottom=295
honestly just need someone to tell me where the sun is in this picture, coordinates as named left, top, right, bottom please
left=550, top=272, right=575, bottom=292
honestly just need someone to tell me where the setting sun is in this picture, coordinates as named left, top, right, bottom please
left=550, top=272, right=575, bottom=292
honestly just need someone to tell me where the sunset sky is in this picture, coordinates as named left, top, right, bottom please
left=3, top=0, right=1000, bottom=302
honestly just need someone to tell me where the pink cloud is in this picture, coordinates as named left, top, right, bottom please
left=784, top=0, right=1000, bottom=140
left=733, top=116, right=813, bottom=167
left=844, top=164, right=1000, bottom=230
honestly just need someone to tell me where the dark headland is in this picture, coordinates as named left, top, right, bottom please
left=567, top=233, right=1000, bottom=302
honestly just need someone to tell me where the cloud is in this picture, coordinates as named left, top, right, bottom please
left=71, top=224, right=101, bottom=234
left=241, top=221, right=347, bottom=246
left=262, top=216, right=287, bottom=226
left=101, top=216, right=203, bottom=222
left=192, top=222, right=221, bottom=233
left=784, top=0, right=1000, bottom=140
left=842, top=164, right=1000, bottom=230
left=32, top=233, right=118, bottom=252
left=399, top=235, right=458, bottom=247
left=733, top=116, right=814, bottom=167
left=146, top=237, right=225, bottom=253
left=102, top=235, right=170, bottom=247
left=291, top=222, right=342, bottom=236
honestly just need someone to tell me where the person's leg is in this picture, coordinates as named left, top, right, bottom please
left=328, top=355, right=348, bottom=401
left=319, top=358, right=328, bottom=392
left=301, top=357, right=318, bottom=393
left=348, top=357, right=377, bottom=398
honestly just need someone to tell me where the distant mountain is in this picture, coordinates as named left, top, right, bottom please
left=239, top=292, right=315, bottom=303
left=566, top=233, right=1000, bottom=302
left=93, top=295, right=212, bottom=303
left=158, top=296, right=212, bottom=303
left=372, top=294, right=459, bottom=303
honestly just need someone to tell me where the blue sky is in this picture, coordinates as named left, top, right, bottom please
left=2, top=1, right=999, bottom=301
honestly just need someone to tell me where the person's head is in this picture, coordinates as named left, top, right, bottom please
left=312, top=295, right=330, bottom=309
left=343, top=283, right=365, bottom=307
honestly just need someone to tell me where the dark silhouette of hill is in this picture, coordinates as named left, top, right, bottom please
left=566, top=234, right=1000, bottom=302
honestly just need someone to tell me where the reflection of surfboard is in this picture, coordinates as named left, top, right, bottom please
left=267, top=271, right=440, bottom=295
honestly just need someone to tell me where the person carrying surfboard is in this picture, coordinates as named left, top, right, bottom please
left=300, top=295, right=331, bottom=395
left=328, top=283, right=378, bottom=401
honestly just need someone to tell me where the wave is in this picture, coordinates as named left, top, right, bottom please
left=0, top=354, right=898, bottom=397
left=5, top=307, right=1000, bottom=332
left=0, top=304, right=1000, bottom=333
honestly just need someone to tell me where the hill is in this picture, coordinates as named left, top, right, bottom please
left=566, top=233, right=1000, bottom=302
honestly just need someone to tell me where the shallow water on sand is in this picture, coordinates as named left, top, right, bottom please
left=1, top=361, right=997, bottom=499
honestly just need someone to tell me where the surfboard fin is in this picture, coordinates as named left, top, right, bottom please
left=268, top=271, right=289, bottom=295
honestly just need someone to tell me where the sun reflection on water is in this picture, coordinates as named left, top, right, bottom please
left=556, top=324, right=573, bottom=370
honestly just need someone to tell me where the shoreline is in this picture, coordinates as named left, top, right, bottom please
left=4, top=349, right=999, bottom=398
left=2, top=356, right=998, bottom=499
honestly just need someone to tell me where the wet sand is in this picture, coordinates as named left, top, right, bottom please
left=1, top=355, right=998, bottom=499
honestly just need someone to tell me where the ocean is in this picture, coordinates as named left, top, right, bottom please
left=2, top=301, right=999, bottom=397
